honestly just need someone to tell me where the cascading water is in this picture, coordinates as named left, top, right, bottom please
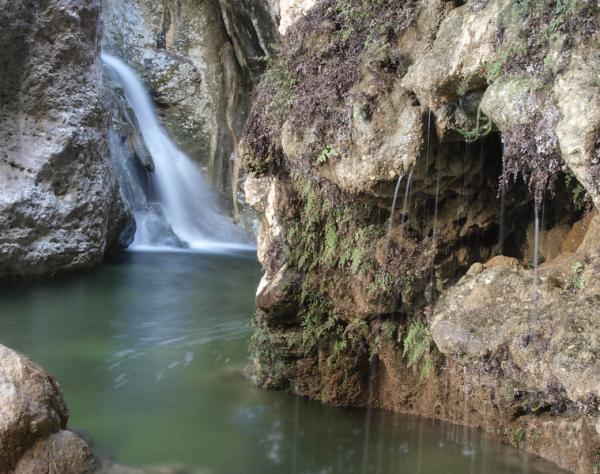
left=102, top=53, right=252, bottom=252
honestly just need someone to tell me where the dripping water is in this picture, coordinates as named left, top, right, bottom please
left=361, top=172, right=405, bottom=474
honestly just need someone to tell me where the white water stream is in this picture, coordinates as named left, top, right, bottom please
left=102, top=53, right=252, bottom=252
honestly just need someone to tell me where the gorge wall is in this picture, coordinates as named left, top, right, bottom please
left=242, top=1, right=600, bottom=472
left=0, top=0, right=134, bottom=279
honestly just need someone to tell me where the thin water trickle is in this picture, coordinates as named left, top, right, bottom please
left=428, top=149, right=442, bottom=301
left=401, top=169, right=414, bottom=229
left=102, top=53, right=251, bottom=252
left=499, top=181, right=507, bottom=253
left=387, top=175, right=405, bottom=246
left=533, top=202, right=541, bottom=306
left=361, top=171, right=409, bottom=474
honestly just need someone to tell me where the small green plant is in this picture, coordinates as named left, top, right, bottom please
left=564, top=169, right=592, bottom=211
left=323, top=221, right=339, bottom=263
left=402, top=320, right=433, bottom=380
left=328, top=319, right=369, bottom=366
left=455, top=106, right=492, bottom=143
left=373, top=320, right=397, bottom=355
left=530, top=430, right=542, bottom=444
left=317, top=144, right=337, bottom=165
left=514, top=426, right=526, bottom=448
left=565, top=261, right=586, bottom=292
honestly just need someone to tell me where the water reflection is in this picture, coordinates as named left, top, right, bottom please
left=0, top=252, right=562, bottom=473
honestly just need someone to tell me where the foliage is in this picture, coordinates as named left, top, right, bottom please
left=402, top=319, right=433, bottom=380
left=249, top=311, right=291, bottom=388
left=564, top=169, right=592, bottom=212
left=593, top=448, right=600, bottom=474
left=454, top=106, right=493, bottom=143
left=513, top=426, right=526, bottom=448
left=565, top=261, right=586, bottom=292
left=317, top=144, right=337, bottom=165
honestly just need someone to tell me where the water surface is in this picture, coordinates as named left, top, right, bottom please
left=0, top=251, right=562, bottom=473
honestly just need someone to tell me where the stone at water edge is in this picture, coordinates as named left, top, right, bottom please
left=0, top=344, right=97, bottom=473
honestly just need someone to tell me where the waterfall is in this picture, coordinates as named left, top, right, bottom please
left=102, top=53, right=252, bottom=252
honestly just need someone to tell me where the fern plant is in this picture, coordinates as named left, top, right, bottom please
left=402, top=320, right=433, bottom=380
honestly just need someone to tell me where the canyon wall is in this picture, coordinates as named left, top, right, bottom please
left=242, top=0, right=600, bottom=472
left=0, top=0, right=134, bottom=279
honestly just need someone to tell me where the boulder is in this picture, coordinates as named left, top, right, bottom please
left=431, top=264, right=600, bottom=403
left=0, top=0, right=134, bottom=278
left=402, top=0, right=509, bottom=107
left=0, top=345, right=96, bottom=472
left=14, top=430, right=97, bottom=474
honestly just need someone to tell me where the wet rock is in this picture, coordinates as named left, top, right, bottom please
left=483, top=255, right=522, bottom=270
left=554, top=49, right=600, bottom=210
left=0, top=345, right=96, bottom=472
left=256, top=265, right=302, bottom=323
left=14, top=430, right=97, bottom=474
left=246, top=176, right=285, bottom=274
left=480, top=76, right=539, bottom=129
left=466, top=262, right=485, bottom=276
left=0, top=0, right=134, bottom=278
left=402, top=0, right=508, bottom=107
left=431, top=264, right=600, bottom=403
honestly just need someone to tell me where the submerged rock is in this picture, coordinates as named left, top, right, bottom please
left=0, top=0, right=134, bottom=278
left=0, top=345, right=97, bottom=473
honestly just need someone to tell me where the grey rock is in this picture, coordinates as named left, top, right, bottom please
left=431, top=264, right=600, bottom=403
left=0, top=345, right=96, bottom=472
left=0, top=0, right=134, bottom=278
left=14, top=430, right=97, bottom=474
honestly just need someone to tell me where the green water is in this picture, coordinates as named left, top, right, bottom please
left=0, top=251, right=562, bottom=473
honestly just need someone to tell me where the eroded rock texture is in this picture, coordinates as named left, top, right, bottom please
left=0, top=0, right=134, bottom=279
left=0, top=345, right=97, bottom=473
left=242, top=0, right=600, bottom=471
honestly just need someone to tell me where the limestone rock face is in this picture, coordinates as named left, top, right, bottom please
left=431, top=265, right=600, bottom=401
left=242, top=0, right=600, bottom=471
left=281, top=81, right=425, bottom=195
left=0, top=345, right=96, bottom=472
left=402, top=0, right=509, bottom=107
left=554, top=49, right=600, bottom=209
left=278, top=0, right=316, bottom=34
left=0, top=0, right=134, bottom=278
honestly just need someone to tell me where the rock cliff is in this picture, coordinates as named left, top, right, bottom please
left=242, top=0, right=600, bottom=471
left=0, top=0, right=134, bottom=279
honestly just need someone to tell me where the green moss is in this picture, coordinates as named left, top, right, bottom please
left=564, top=169, right=593, bottom=212
left=249, top=311, right=293, bottom=388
